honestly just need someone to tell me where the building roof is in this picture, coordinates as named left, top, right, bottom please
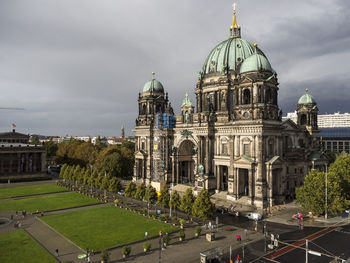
left=298, top=92, right=317, bottom=105
left=142, top=73, right=164, bottom=93
left=0, top=130, right=29, bottom=139
left=319, top=127, right=350, bottom=138
left=181, top=93, right=193, bottom=107
left=240, top=52, right=274, bottom=74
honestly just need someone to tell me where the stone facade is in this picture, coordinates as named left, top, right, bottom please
left=0, top=130, right=46, bottom=176
left=133, top=9, right=327, bottom=209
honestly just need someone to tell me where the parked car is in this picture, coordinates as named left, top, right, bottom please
left=246, top=212, right=262, bottom=221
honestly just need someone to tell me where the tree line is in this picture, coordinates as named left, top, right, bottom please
left=46, top=138, right=135, bottom=179
left=296, top=153, right=350, bottom=216
left=124, top=182, right=214, bottom=221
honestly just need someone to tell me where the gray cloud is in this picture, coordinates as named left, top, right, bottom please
left=0, top=0, right=349, bottom=136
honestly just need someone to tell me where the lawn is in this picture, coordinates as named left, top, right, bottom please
left=0, top=229, right=56, bottom=263
left=0, top=183, right=68, bottom=199
left=42, top=205, right=178, bottom=250
left=0, top=192, right=100, bottom=213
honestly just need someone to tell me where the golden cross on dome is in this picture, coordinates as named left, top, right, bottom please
left=233, top=2, right=236, bottom=13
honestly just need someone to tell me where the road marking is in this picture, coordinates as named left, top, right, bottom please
left=265, top=226, right=337, bottom=259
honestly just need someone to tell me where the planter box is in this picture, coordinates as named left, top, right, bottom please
left=206, top=233, right=215, bottom=242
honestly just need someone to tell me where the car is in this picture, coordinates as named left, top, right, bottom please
left=246, top=212, right=262, bottom=221
left=117, top=190, right=125, bottom=196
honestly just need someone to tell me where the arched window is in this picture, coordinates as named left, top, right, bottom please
left=243, top=89, right=250, bottom=104
left=300, top=114, right=307, bottom=125
left=142, top=104, right=146, bottom=114
left=266, top=88, right=272, bottom=103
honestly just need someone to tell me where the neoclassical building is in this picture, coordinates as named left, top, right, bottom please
left=133, top=7, right=326, bottom=209
left=0, top=129, right=46, bottom=176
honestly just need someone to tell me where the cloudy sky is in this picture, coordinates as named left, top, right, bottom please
left=1, top=0, right=349, bottom=136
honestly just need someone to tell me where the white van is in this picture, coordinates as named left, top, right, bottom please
left=246, top=213, right=262, bottom=221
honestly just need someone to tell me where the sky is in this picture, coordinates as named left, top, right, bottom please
left=0, top=0, right=349, bottom=137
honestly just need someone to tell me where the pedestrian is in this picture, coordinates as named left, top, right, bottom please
left=300, top=221, right=304, bottom=230
left=15, top=211, right=18, bottom=216
left=87, top=256, right=90, bottom=263
left=55, top=248, right=59, bottom=257
left=145, top=231, right=148, bottom=240
left=236, top=234, right=241, bottom=242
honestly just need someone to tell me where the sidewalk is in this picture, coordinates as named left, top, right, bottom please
left=264, top=201, right=350, bottom=227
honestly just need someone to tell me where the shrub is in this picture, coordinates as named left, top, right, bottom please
left=163, top=235, right=170, bottom=245
left=143, top=242, right=151, bottom=252
left=179, top=219, right=185, bottom=225
left=122, top=246, right=131, bottom=256
left=179, top=230, right=185, bottom=240
left=195, top=226, right=202, bottom=235
left=100, top=250, right=109, bottom=262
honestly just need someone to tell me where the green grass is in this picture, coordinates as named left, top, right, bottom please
left=0, top=183, right=68, bottom=199
left=42, top=205, right=178, bottom=251
left=0, top=229, right=56, bottom=263
left=0, top=192, right=100, bottom=213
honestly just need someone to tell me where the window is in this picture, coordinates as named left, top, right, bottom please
left=243, top=89, right=251, bottom=104
left=141, top=141, right=145, bottom=150
left=339, top=142, right=344, bottom=152
left=345, top=142, right=349, bottom=153
left=294, top=168, right=297, bottom=174
left=327, top=142, right=331, bottom=151
left=300, top=114, right=307, bottom=125
left=269, top=143, right=273, bottom=156
left=332, top=141, right=338, bottom=152
left=222, top=143, right=228, bottom=155
left=243, top=143, right=250, bottom=156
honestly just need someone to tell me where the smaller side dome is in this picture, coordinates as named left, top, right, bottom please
left=142, top=79, right=164, bottom=93
left=181, top=92, right=193, bottom=107
left=239, top=53, right=273, bottom=74
left=298, top=90, right=317, bottom=105
left=142, top=73, right=164, bottom=93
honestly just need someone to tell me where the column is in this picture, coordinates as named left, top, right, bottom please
left=249, top=169, right=253, bottom=204
left=171, top=156, right=175, bottom=184
left=176, top=161, right=180, bottom=184
left=235, top=136, right=240, bottom=157
left=205, top=137, right=209, bottom=175
left=215, top=165, right=220, bottom=190
left=236, top=168, right=239, bottom=199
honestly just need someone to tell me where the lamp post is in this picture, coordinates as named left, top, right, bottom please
left=169, top=184, right=173, bottom=218
left=325, top=165, right=328, bottom=220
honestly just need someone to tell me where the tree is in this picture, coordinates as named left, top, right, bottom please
left=125, top=182, right=137, bottom=198
left=192, top=189, right=214, bottom=220
left=94, top=172, right=104, bottom=189
left=29, top=136, right=41, bottom=145
left=134, top=183, right=146, bottom=200
left=329, top=153, right=350, bottom=199
left=180, top=188, right=195, bottom=215
left=60, top=164, right=68, bottom=179
left=45, top=138, right=58, bottom=158
left=145, top=185, right=157, bottom=204
left=101, top=173, right=112, bottom=191
left=157, top=187, right=170, bottom=207
left=108, top=177, right=121, bottom=193
left=296, top=169, right=347, bottom=216
left=169, top=190, right=181, bottom=214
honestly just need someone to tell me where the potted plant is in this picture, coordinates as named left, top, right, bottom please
left=195, top=226, right=202, bottom=237
left=163, top=235, right=170, bottom=247
left=179, top=230, right=185, bottom=241
left=143, top=242, right=151, bottom=252
left=122, top=246, right=131, bottom=258
left=100, top=250, right=109, bottom=263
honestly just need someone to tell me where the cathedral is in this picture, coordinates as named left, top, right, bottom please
left=133, top=6, right=327, bottom=209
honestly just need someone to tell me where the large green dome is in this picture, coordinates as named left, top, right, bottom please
left=240, top=53, right=273, bottom=74
left=142, top=78, right=164, bottom=93
left=201, top=37, right=267, bottom=75
left=298, top=93, right=317, bottom=105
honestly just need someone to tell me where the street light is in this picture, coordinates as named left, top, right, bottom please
left=169, top=184, right=173, bottom=218
left=325, top=165, right=328, bottom=220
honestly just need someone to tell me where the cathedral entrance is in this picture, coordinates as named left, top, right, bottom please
left=238, top=168, right=249, bottom=196
left=177, top=140, right=196, bottom=186
left=219, top=166, right=228, bottom=191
